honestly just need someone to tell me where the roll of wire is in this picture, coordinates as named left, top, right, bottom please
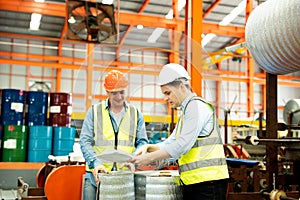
left=245, top=0, right=300, bottom=75
left=261, top=189, right=300, bottom=200
left=269, top=189, right=287, bottom=200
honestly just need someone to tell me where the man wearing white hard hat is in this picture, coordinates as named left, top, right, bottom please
left=130, top=63, right=229, bottom=199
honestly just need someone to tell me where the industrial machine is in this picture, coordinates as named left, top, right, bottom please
left=225, top=0, right=300, bottom=199
left=17, top=158, right=86, bottom=200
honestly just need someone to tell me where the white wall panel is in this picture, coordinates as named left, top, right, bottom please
left=0, top=75, right=10, bottom=88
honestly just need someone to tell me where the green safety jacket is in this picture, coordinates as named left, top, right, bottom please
left=176, top=97, right=229, bottom=185
left=86, top=101, right=137, bottom=171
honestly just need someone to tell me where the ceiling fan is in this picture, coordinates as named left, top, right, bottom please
left=67, top=0, right=117, bottom=43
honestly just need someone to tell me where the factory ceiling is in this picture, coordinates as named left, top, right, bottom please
left=0, top=0, right=266, bottom=54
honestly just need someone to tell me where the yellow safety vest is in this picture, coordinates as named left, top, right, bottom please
left=86, top=101, right=137, bottom=171
left=176, top=97, right=229, bottom=185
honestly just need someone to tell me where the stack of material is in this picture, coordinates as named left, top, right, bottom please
left=134, top=170, right=182, bottom=200
left=98, top=171, right=135, bottom=200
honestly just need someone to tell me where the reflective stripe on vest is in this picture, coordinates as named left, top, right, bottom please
left=86, top=101, right=137, bottom=171
left=177, top=97, right=229, bottom=185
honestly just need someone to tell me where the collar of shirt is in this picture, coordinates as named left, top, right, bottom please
left=104, top=98, right=129, bottom=111
left=180, top=93, right=197, bottom=112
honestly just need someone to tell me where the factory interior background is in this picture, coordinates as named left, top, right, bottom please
left=1, top=0, right=300, bottom=199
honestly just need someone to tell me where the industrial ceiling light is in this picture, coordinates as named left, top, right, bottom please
left=68, top=16, right=76, bottom=24
left=137, top=24, right=144, bottom=30
left=29, top=13, right=42, bottom=30
left=102, top=0, right=113, bottom=5
left=147, top=28, right=164, bottom=43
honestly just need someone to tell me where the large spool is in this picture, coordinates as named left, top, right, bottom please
left=245, top=0, right=300, bottom=74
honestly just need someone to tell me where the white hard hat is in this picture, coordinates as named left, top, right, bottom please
left=158, top=63, right=191, bottom=85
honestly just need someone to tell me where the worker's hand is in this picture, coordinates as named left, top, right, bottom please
left=129, top=153, right=153, bottom=166
left=93, top=164, right=108, bottom=183
left=134, top=145, right=149, bottom=156
left=134, top=144, right=159, bottom=156
left=120, top=162, right=135, bottom=172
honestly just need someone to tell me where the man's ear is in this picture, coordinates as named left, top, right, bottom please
left=179, top=82, right=187, bottom=91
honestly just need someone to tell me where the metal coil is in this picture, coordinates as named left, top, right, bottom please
left=245, top=0, right=300, bottom=74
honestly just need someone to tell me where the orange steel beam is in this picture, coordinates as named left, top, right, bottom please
left=0, top=51, right=162, bottom=69
left=203, top=0, right=222, bottom=19
left=246, top=0, right=254, bottom=117
left=0, top=58, right=161, bottom=76
left=57, top=21, right=67, bottom=92
left=0, top=58, right=84, bottom=69
left=216, top=63, right=221, bottom=118
left=119, top=12, right=244, bottom=37
left=0, top=51, right=85, bottom=63
left=0, top=32, right=61, bottom=42
left=190, top=0, right=203, bottom=96
left=169, top=0, right=181, bottom=64
left=56, top=42, right=62, bottom=92
left=0, top=1, right=65, bottom=17
left=86, top=43, right=94, bottom=110
left=0, top=0, right=244, bottom=38
left=203, top=74, right=300, bottom=87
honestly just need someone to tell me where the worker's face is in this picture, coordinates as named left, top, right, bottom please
left=107, top=90, right=125, bottom=108
left=161, top=84, right=183, bottom=108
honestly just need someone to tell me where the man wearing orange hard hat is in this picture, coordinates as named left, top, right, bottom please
left=79, top=70, right=148, bottom=200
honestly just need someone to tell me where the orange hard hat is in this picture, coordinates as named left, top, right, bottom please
left=104, top=70, right=128, bottom=92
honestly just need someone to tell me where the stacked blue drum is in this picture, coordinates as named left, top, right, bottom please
left=1, top=89, right=26, bottom=125
left=53, top=126, right=76, bottom=156
left=26, top=91, right=53, bottom=162
left=25, top=91, right=48, bottom=126
left=27, top=126, right=53, bottom=162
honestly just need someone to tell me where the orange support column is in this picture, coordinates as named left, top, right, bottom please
left=189, top=0, right=203, bottom=96
left=56, top=42, right=63, bottom=92
left=169, top=0, right=181, bottom=64
left=246, top=0, right=254, bottom=117
left=86, top=43, right=94, bottom=111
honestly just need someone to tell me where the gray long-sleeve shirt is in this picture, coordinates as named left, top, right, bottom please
left=157, top=93, right=215, bottom=159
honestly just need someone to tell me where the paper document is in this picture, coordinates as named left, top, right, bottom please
left=95, top=149, right=133, bottom=163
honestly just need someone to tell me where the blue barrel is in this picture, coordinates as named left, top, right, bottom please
left=27, top=125, right=53, bottom=162
left=25, top=91, right=49, bottom=126
left=1, top=89, right=26, bottom=125
left=0, top=89, right=2, bottom=124
left=0, top=125, right=3, bottom=161
left=52, top=127, right=75, bottom=156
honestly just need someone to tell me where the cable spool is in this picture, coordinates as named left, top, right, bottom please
left=245, top=0, right=300, bottom=74
left=269, top=189, right=287, bottom=200
left=283, top=99, right=300, bottom=125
